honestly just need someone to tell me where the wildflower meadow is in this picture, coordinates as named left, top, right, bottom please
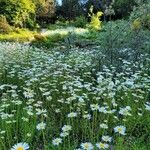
left=0, top=0, right=150, bottom=149
left=0, top=40, right=149, bottom=149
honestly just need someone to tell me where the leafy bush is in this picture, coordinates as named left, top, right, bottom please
left=33, top=0, right=55, bottom=18
left=0, top=15, right=12, bottom=33
left=34, top=34, right=46, bottom=41
left=0, top=0, right=35, bottom=27
left=0, top=28, right=35, bottom=42
left=113, top=0, right=136, bottom=18
left=32, top=33, right=67, bottom=48
left=74, top=16, right=87, bottom=28
left=130, top=0, right=150, bottom=30
left=91, top=19, right=150, bottom=68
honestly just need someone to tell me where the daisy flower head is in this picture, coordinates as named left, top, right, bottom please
left=90, top=104, right=100, bottom=111
left=119, top=106, right=131, bottom=116
left=96, top=142, right=109, bottom=149
left=36, top=122, right=46, bottom=130
left=52, top=138, right=62, bottom=146
left=81, top=142, right=94, bottom=150
left=102, top=135, right=112, bottom=143
left=11, top=142, right=29, bottom=150
left=68, top=112, right=77, bottom=118
left=114, top=125, right=126, bottom=135
left=145, top=102, right=150, bottom=111
left=100, top=123, right=108, bottom=129
left=60, top=132, right=69, bottom=137
left=62, top=125, right=72, bottom=132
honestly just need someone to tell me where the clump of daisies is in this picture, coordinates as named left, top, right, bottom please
left=60, top=125, right=72, bottom=138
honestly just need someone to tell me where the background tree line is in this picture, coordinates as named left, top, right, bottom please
left=0, top=0, right=148, bottom=28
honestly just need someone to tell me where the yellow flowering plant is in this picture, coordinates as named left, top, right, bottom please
left=88, top=5, right=103, bottom=30
left=131, top=18, right=142, bottom=30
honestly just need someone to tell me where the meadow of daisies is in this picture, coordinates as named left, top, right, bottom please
left=0, top=40, right=150, bottom=150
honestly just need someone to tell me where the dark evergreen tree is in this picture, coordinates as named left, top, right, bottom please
left=60, top=0, right=83, bottom=19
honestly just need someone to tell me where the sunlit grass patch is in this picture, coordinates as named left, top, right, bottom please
left=41, top=27, right=89, bottom=37
left=0, top=29, right=36, bottom=42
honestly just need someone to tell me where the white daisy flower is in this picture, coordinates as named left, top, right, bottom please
left=114, top=125, right=126, bottom=135
left=62, top=125, right=72, bottom=132
left=100, top=123, right=108, bottom=129
left=145, top=102, right=150, bottom=111
left=90, top=104, right=100, bottom=111
left=60, top=132, right=69, bottom=137
left=68, top=112, right=77, bottom=118
left=36, top=122, right=46, bottom=130
left=102, top=135, right=112, bottom=142
left=11, top=142, right=29, bottom=150
left=81, top=142, right=94, bottom=150
left=119, top=106, right=131, bottom=116
left=52, top=138, right=62, bottom=146
left=83, top=114, right=91, bottom=120
left=96, top=142, right=109, bottom=149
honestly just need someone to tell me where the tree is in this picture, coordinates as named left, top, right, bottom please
left=113, top=0, right=136, bottom=18
left=83, top=0, right=136, bottom=20
left=61, top=0, right=83, bottom=19
left=0, top=0, right=35, bottom=27
left=34, top=0, right=55, bottom=18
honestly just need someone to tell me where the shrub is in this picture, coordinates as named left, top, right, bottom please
left=94, top=19, right=150, bottom=67
left=130, top=1, right=150, bottom=30
left=0, top=28, right=35, bottom=42
left=88, top=6, right=103, bottom=30
left=32, top=33, right=67, bottom=48
left=0, top=15, right=12, bottom=33
left=113, top=0, right=136, bottom=18
left=74, top=16, right=87, bottom=28
left=0, top=0, right=35, bottom=28
left=34, top=0, right=55, bottom=18
left=34, top=34, right=46, bottom=41
left=131, top=18, right=142, bottom=30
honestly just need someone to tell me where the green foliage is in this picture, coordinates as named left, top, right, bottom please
left=33, top=0, right=55, bottom=18
left=0, top=15, right=12, bottom=33
left=114, top=137, right=150, bottom=150
left=0, top=40, right=149, bottom=149
left=113, top=0, right=136, bottom=17
left=88, top=6, right=103, bottom=30
left=86, top=0, right=135, bottom=19
left=60, top=0, right=83, bottom=19
left=32, top=33, right=67, bottom=48
left=0, top=28, right=35, bottom=42
left=80, top=19, right=150, bottom=68
left=0, top=0, right=35, bottom=27
left=130, top=0, right=150, bottom=30
left=0, top=16, right=150, bottom=149
left=74, top=16, right=87, bottom=28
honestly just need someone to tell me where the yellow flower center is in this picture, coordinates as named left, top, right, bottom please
left=100, top=143, right=105, bottom=148
left=16, top=147, right=24, bottom=150
left=118, top=128, right=122, bottom=132
left=84, top=144, right=89, bottom=149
